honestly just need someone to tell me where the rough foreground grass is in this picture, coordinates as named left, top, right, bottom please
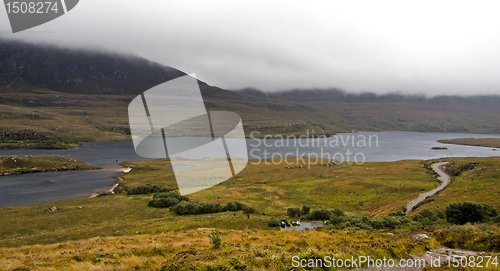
left=1, top=225, right=500, bottom=270
left=0, top=155, right=97, bottom=174
left=0, top=228, right=441, bottom=270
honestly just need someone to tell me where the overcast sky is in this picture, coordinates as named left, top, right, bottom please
left=1, top=0, right=500, bottom=96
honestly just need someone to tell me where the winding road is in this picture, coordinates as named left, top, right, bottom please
left=406, top=162, right=450, bottom=214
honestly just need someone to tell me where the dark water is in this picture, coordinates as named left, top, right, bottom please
left=0, top=131, right=499, bottom=207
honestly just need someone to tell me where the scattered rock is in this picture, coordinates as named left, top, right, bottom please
left=412, top=234, right=429, bottom=240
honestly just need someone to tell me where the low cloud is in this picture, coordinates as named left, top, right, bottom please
left=1, top=0, right=500, bottom=97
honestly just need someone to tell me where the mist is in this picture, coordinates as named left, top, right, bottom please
left=1, top=0, right=500, bottom=97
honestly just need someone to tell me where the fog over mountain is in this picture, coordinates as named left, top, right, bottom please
left=1, top=1, right=500, bottom=97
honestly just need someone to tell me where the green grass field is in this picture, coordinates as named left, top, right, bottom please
left=2, top=156, right=499, bottom=249
left=119, top=158, right=443, bottom=217
left=1, top=157, right=499, bottom=270
left=413, top=157, right=500, bottom=212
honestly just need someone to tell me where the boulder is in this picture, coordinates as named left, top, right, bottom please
left=412, top=234, right=430, bottom=240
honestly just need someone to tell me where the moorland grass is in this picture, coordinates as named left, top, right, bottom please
left=0, top=154, right=97, bottom=174
left=0, top=157, right=499, bottom=257
left=120, top=158, right=442, bottom=217
left=0, top=228, right=442, bottom=271
left=412, top=157, right=500, bottom=213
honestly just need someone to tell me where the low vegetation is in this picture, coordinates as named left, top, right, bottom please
left=438, top=138, right=500, bottom=148
left=119, top=158, right=444, bottom=217
left=0, top=228, right=444, bottom=271
left=447, top=161, right=479, bottom=176
left=445, top=201, right=498, bottom=225
left=413, top=157, right=500, bottom=212
left=172, top=201, right=256, bottom=215
left=119, top=184, right=176, bottom=195
left=0, top=154, right=97, bottom=174
left=0, top=157, right=499, bottom=270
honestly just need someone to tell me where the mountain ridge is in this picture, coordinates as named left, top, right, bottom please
left=1, top=38, right=500, bottom=150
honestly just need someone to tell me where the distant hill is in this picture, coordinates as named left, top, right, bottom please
left=1, top=38, right=500, bottom=149
left=0, top=38, right=188, bottom=95
left=235, top=87, right=500, bottom=106
left=234, top=88, right=500, bottom=134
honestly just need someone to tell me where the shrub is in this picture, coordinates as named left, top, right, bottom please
left=448, top=162, right=479, bottom=176
left=329, top=214, right=414, bottom=230
left=389, top=211, right=406, bottom=217
left=208, top=230, right=224, bottom=249
left=242, top=205, right=256, bottom=214
left=234, top=202, right=245, bottom=210
left=126, top=184, right=176, bottom=195
left=154, top=191, right=181, bottom=200
left=483, top=204, right=498, bottom=217
left=287, top=207, right=301, bottom=218
left=308, top=209, right=332, bottom=221
left=197, top=203, right=222, bottom=214
left=148, top=197, right=179, bottom=208
left=223, top=202, right=238, bottom=212
left=301, top=205, right=310, bottom=215
left=436, top=209, right=445, bottom=219
left=267, top=218, right=281, bottom=227
left=331, top=207, right=345, bottom=217
left=420, top=209, right=439, bottom=221
left=172, top=202, right=199, bottom=215
left=446, top=202, right=487, bottom=225
left=172, top=202, right=256, bottom=215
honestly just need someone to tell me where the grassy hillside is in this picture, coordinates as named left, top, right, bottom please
left=4, top=86, right=500, bottom=149
left=413, top=157, right=500, bottom=213
left=2, top=157, right=499, bottom=248
left=1, top=158, right=499, bottom=269
left=0, top=89, right=132, bottom=149
left=3, top=39, right=500, bottom=149
left=0, top=86, right=335, bottom=148
left=119, top=158, right=440, bottom=217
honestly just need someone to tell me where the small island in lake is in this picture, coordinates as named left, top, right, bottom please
left=0, top=154, right=98, bottom=175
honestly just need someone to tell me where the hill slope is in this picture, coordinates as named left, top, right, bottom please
left=1, top=39, right=500, bottom=149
